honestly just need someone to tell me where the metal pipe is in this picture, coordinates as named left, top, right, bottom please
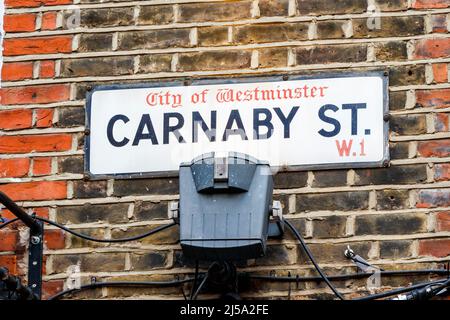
left=0, top=191, right=41, bottom=234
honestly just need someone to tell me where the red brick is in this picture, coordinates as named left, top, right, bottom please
left=435, top=113, right=449, bottom=132
left=0, top=256, right=17, bottom=274
left=0, top=109, right=33, bottom=130
left=44, top=229, right=65, bottom=249
left=5, top=0, right=72, bottom=8
left=412, top=0, right=450, bottom=9
left=436, top=211, right=450, bottom=231
left=416, top=189, right=450, bottom=208
left=416, top=88, right=450, bottom=108
left=41, top=12, right=58, bottom=30
left=0, top=84, right=70, bottom=105
left=0, top=134, right=72, bottom=154
left=33, top=157, right=52, bottom=176
left=1, top=207, right=49, bottom=221
left=0, top=231, right=19, bottom=251
left=432, top=63, right=448, bottom=83
left=419, top=238, right=450, bottom=258
left=0, top=181, right=67, bottom=201
left=3, top=14, right=36, bottom=32
left=417, top=139, right=450, bottom=157
left=1, top=62, right=33, bottom=81
left=435, top=163, right=450, bottom=181
left=3, top=36, right=72, bottom=56
left=414, top=38, right=450, bottom=59
left=42, top=280, right=64, bottom=300
left=35, top=108, right=54, bottom=128
left=39, top=61, right=55, bottom=78
left=0, top=158, right=30, bottom=178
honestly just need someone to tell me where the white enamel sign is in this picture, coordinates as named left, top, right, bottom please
left=86, top=72, right=388, bottom=178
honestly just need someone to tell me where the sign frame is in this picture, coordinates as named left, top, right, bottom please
left=84, top=70, right=389, bottom=180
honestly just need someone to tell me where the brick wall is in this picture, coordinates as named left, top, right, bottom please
left=0, top=0, right=449, bottom=300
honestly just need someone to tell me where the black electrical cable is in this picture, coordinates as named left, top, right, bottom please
left=285, top=219, right=345, bottom=300
left=189, top=260, right=200, bottom=300
left=36, top=217, right=177, bottom=243
left=48, top=278, right=195, bottom=300
left=249, top=269, right=449, bottom=282
left=191, top=273, right=209, bottom=300
left=0, top=218, right=19, bottom=230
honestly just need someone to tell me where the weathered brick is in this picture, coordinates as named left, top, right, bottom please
left=39, top=61, right=55, bottom=79
left=178, top=51, right=251, bottom=71
left=57, top=156, right=84, bottom=174
left=353, top=16, right=424, bottom=38
left=111, top=224, right=179, bottom=245
left=51, top=253, right=126, bottom=273
left=57, top=107, right=85, bottom=127
left=296, top=191, right=369, bottom=212
left=68, top=227, right=107, bottom=248
left=298, top=242, right=371, bottom=264
left=377, top=0, right=408, bottom=11
left=0, top=109, right=32, bottom=130
left=274, top=171, right=308, bottom=189
left=234, top=23, right=309, bottom=44
left=0, top=256, right=17, bottom=274
left=41, top=11, right=57, bottom=30
left=114, top=178, right=178, bottom=196
left=435, top=163, right=450, bottom=181
left=316, top=21, right=348, bottom=39
left=432, top=63, right=448, bottom=83
left=78, top=34, right=113, bottom=52
left=130, top=251, right=170, bottom=270
left=380, top=240, right=413, bottom=259
left=284, top=218, right=307, bottom=240
left=73, top=180, right=107, bottom=198
left=6, top=0, right=72, bottom=8
left=435, top=113, right=449, bottom=132
left=412, top=0, right=450, bottom=9
left=33, top=157, right=52, bottom=176
left=0, top=158, right=30, bottom=178
left=0, top=181, right=67, bottom=201
left=390, top=114, right=427, bottom=135
left=430, top=14, right=448, bottom=33
left=138, top=54, right=172, bottom=74
left=134, top=201, right=168, bottom=221
left=374, top=41, right=408, bottom=61
left=1, top=62, right=34, bottom=81
left=354, top=165, right=427, bottom=185
left=389, top=65, right=426, bottom=86
left=44, top=229, right=65, bottom=250
left=259, top=0, right=289, bottom=16
left=417, top=139, right=450, bottom=157
left=61, top=57, right=134, bottom=77
left=4, top=13, right=36, bottom=32
left=312, top=170, right=347, bottom=187
left=414, top=38, right=450, bottom=59
left=3, top=36, right=72, bottom=56
left=80, top=8, right=134, bottom=27
left=436, top=211, right=450, bottom=231
left=389, top=91, right=407, bottom=111
left=138, top=5, right=174, bottom=25
left=419, top=239, right=450, bottom=258
left=295, top=44, right=367, bottom=65
left=56, top=203, right=129, bottom=224
left=376, top=189, right=410, bottom=210
left=0, top=134, right=72, bottom=154
left=416, top=89, right=450, bottom=108
left=118, top=29, right=191, bottom=50
left=0, top=230, right=19, bottom=251
left=296, top=0, right=366, bottom=15
left=417, top=189, right=450, bottom=208
left=255, top=245, right=296, bottom=266
left=198, top=26, right=229, bottom=46
left=1, top=84, right=70, bottom=105
left=312, top=215, right=347, bottom=238
left=389, top=142, right=409, bottom=160
left=35, top=109, right=54, bottom=128
left=178, top=1, right=252, bottom=22
left=355, top=213, right=427, bottom=235
left=42, top=280, right=64, bottom=300
left=258, top=47, right=288, bottom=68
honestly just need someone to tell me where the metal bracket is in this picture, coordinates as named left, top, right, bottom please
left=268, top=201, right=284, bottom=238
left=28, top=220, right=43, bottom=299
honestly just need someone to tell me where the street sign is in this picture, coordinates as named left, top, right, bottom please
left=85, top=71, right=389, bottom=178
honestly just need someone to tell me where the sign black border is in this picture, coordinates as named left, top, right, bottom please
left=84, top=70, right=390, bottom=180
